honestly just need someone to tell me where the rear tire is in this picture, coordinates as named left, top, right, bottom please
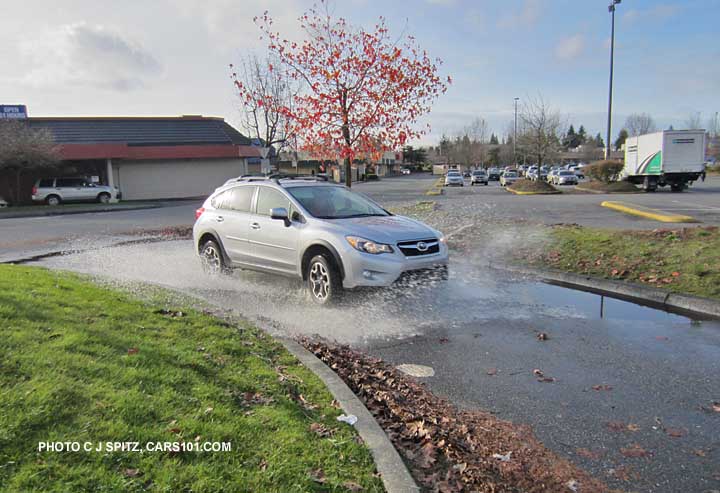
left=307, top=254, right=342, bottom=305
left=200, top=239, right=226, bottom=275
left=97, top=192, right=111, bottom=204
left=670, top=183, right=684, bottom=193
left=46, top=195, right=61, bottom=206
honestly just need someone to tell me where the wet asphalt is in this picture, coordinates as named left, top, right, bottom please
left=22, top=174, right=720, bottom=492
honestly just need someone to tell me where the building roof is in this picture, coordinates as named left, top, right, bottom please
left=25, top=115, right=260, bottom=161
left=28, top=116, right=252, bottom=146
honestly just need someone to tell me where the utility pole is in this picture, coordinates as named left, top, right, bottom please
left=514, top=97, right=519, bottom=167
left=605, top=0, right=621, bottom=159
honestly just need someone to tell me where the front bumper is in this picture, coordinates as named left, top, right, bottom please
left=340, top=241, right=450, bottom=289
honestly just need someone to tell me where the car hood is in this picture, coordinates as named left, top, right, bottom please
left=330, top=215, right=439, bottom=243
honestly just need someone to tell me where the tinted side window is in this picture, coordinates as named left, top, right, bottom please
left=255, top=187, right=289, bottom=216
left=226, top=186, right=255, bottom=212
left=56, top=178, right=84, bottom=187
left=211, top=190, right=230, bottom=209
left=38, top=179, right=54, bottom=187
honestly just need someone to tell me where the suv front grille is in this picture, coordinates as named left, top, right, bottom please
left=397, top=238, right=440, bottom=257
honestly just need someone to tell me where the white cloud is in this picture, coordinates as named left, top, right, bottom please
left=556, top=34, right=585, bottom=61
left=17, top=23, right=161, bottom=91
left=498, top=0, right=542, bottom=29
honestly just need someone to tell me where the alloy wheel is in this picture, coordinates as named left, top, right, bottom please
left=202, top=243, right=221, bottom=274
left=309, top=261, right=330, bottom=301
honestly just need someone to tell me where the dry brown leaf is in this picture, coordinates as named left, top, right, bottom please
left=127, top=347, right=139, bottom=355
left=665, top=428, right=685, bottom=438
left=308, top=468, right=326, bottom=484
left=620, top=444, right=651, bottom=458
left=123, top=468, right=141, bottom=478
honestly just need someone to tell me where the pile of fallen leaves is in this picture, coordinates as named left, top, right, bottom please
left=302, top=339, right=610, bottom=493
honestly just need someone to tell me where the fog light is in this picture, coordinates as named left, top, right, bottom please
left=362, top=270, right=374, bottom=279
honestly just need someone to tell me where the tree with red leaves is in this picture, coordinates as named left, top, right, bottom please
left=238, top=2, right=449, bottom=186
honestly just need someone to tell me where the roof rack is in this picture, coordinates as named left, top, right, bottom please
left=224, top=173, right=331, bottom=186
left=266, top=173, right=329, bottom=183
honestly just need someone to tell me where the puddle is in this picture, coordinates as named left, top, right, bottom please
left=34, top=239, right=719, bottom=344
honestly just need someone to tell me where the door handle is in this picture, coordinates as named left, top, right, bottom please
left=251, top=222, right=260, bottom=230
left=215, top=216, right=224, bottom=223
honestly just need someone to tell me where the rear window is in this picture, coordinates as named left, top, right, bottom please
left=38, top=179, right=54, bottom=187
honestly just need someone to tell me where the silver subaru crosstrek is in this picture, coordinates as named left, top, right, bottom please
left=193, top=175, right=449, bottom=304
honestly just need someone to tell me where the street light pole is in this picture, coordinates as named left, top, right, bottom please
left=514, top=97, right=519, bottom=166
left=605, top=0, right=621, bottom=159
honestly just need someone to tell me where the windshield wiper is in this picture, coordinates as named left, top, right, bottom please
left=337, top=213, right=388, bottom=218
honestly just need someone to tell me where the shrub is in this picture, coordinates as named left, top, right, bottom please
left=585, top=160, right=624, bottom=183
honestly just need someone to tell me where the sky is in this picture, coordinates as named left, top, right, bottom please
left=2, top=0, right=719, bottom=147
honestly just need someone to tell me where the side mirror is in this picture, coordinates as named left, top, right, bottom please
left=270, top=207, right=291, bottom=227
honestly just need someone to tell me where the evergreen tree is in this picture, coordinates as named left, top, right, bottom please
left=563, top=125, right=576, bottom=149
left=577, top=125, right=587, bottom=146
left=489, top=133, right=499, bottom=145
left=595, top=132, right=605, bottom=148
left=614, top=129, right=629, bottom=151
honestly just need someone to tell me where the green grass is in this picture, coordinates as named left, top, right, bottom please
left=0, top=265, right=383, bottom=492
left=535, top=225, right=720, bottom=299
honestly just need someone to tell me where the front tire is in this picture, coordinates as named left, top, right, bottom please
left=200, top=239, right=226, bottom=275
left=46, top=195, right=61, bottom=206
left=97, top=192, right=111, bottom=204
left=307, top=254, right=342, bottom=305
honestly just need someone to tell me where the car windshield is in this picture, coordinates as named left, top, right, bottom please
left=472, top=171, right=485, bottom=175
left=287, top=186, right=389, bottom=219
left=559, top=171, right=573, bottom=176
left=505, top=172, right=518, bottom=177
left=448, top=171, right=460, bottom=176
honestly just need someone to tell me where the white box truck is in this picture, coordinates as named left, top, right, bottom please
left=623, top=130, right=706, bottom=192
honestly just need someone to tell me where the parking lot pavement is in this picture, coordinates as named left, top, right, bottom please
left=401, top=174, right=720, bottom=229
left=0, top=201, right=201, bottom=263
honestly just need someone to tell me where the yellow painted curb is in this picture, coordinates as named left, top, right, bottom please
left=506, top=187, right=561, bottom=195
left=426, top=177, right=445, bottom=195
left=600, top=201, right=698, bottom=223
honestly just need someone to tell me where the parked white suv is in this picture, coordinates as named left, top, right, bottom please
left=32, top=178, right=120, bottom=206
left=193, top=175, right=449, bottom=304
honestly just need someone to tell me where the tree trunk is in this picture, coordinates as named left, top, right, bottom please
left=344, top=157, right=352, bottom=187
left=342, top=122, right=352, bottom=188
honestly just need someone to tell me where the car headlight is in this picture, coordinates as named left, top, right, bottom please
left=346, top=236, right=394, bottom=254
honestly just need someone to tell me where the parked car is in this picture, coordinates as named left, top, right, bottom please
left=487, top=168, right=501, bottom=181
left=547, top=169, right=558, bottom=182
left=193, top=175, right=449, bottom=304
left=552, top=170, right=579, bottom=185
left=444, top=170, right=464, bottom=187
left=0, top=196, right=8, bottom=208
left=32, top=178, right=120, bottom=206
left=470, top=170, right=488, bottom=186
left=400, top=168, right=411, bottom=175
left=499, top=170, right=519, bottom=187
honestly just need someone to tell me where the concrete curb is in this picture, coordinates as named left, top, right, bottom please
left=279, top=338, right=419, bottom=493
left=0, top=204, right=163, bottom=220
left=498, top=264, right=720, bottom=319
left=601, top=200, right=698, bottom=223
